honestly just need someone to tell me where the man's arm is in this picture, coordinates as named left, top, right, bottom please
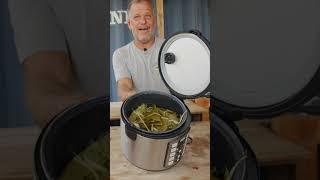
left=23, top=50, right=89, bottom=127
left=112, top=48, right=136, bottom=101
left=117, top=78, right=136, bottom=101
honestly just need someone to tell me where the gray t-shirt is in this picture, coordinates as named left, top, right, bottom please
left=8, top=0, right=107, bottom=97
left=112, top=37, right=170, bottom=93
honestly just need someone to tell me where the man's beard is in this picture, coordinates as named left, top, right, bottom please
left=139, top=35, right=152, bottom=44
left=134, top=29, right=155, bottom=44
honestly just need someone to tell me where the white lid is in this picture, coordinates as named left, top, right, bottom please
left=159, top=32, right=211, bottom=98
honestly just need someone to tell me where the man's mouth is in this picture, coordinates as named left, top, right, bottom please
left=138, top=27, right=149, bottom=32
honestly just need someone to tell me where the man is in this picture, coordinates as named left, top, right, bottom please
left=8, top=0, right=107, bottom=127
left=112, top=0, right=169, bottom=101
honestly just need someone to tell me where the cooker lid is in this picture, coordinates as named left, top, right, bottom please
left=213, top=0, right=320, bottom=119
left=159, top=30, right=211, bottom=99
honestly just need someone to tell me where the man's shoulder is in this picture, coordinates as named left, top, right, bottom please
left=155, top=37, right=165, bottom=48
left=114, top=42, right=133, bottom=55
left=156, top=37, right=165, bottom=43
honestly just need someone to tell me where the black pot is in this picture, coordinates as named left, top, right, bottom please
left=34, top=96, right=108, bottom=180
left=211, top=113, right=260, bottom=180
left=121, top=91, right=191, bottom=138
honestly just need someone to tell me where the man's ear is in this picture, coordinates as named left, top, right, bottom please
left=128, top=19, right=132, bottom=30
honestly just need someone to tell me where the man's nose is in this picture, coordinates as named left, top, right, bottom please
left=139, top=17, right=147, bottom=24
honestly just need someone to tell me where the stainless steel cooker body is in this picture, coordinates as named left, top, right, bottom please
left=120, top=119, right=190, bottom=171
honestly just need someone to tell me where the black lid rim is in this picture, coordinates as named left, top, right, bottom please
left=212, top=64, right=320, bottom=119
left=158, top=30, right=211, bottom=99
left=121, top=91, right=192, bottom=139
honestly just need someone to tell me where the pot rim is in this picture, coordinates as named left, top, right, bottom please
left=121, top=91, right=191, bottom=136
left=37, top=96, right=108, bottom=179
left=212, top=113, right=248, bottom=180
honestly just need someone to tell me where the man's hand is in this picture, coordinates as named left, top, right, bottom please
left=23, top=50, right=89, bottom=127
left=117, top=78, right=136, bottom=101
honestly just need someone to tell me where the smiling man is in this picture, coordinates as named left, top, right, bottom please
left=112, top=0, right=169, bottom=101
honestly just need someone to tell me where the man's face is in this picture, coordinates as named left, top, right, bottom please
left=128, top=2, right=156, bottom=44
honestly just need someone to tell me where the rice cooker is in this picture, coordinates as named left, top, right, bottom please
left=120, top=30, right=211, bottom=171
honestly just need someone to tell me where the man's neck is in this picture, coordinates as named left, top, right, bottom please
left=133, top=37, right=155, bottom=50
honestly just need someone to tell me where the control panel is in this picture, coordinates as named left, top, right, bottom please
left=164, top=134, right=188, bottom=167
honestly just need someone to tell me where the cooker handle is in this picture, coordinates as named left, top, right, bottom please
left=125, top=125, right=137, bottom=141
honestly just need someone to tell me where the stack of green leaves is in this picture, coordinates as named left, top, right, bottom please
left=211, top=155, right=247, bottom=180
left=60, top=136, right=108, bottom=180
left=128, top=104, right=186, bottom=132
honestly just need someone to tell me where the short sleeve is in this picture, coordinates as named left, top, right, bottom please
left=112, top=49, right=131, bottom=82
left=8, top=0, right=68, bottom=63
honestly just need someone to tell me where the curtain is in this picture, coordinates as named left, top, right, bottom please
left=164, top=0, right=210, bottom=39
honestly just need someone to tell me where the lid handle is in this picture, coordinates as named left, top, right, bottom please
left=164, top=53, right=176, bottom=64
left=189, top=29, right=202, bottom=37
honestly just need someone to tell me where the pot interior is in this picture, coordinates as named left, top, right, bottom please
left=39, top=97, right=108, bottom=179
left=211, top=114, right=247, bottom=180
left=122, top=91, right=189, bottom=133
